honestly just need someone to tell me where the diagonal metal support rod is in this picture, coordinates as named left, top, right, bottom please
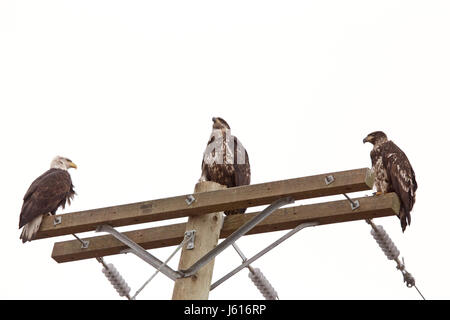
left=210, top=221, right=318, bottom=291
left=96, top=225, right=183, bottom=281
left=179, top=197, right=295, bottom=278
left=132, top=231, right=194, bottom=300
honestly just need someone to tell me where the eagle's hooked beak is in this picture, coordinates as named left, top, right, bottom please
left=68, top=161, right=78, bottom=169
left=363, top=136, right=371, bottom=144
left=212, top=117, right=217, bottom=122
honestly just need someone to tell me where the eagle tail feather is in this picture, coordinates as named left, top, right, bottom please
left=399, top=207, right=411, bottom=232
left=20, top=214, right=44, bottom=243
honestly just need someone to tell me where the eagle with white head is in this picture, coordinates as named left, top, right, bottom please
left=363, top=131, right=417, bottom=231
left=19, top=156, right=77, bottom=242
left=200, top=117, right=251, bottom=215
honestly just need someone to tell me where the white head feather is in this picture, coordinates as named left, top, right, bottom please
left=50, top=156, right=77, bottom=171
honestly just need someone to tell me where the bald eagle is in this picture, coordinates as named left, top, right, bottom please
left=363, top=131, right=417, bottom=232
left=200, top=117, right=251, bottom=215
left=19, top=156, right=77, bottom=242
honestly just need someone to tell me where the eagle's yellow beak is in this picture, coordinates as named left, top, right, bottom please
left=363, top=136, right=371, bottom=144
left=68, top=161, right=78, bottom=169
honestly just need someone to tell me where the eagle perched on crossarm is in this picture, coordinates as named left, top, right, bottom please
left=200, top=117, right=251, bottom=215
left=363, top=131, right=418, bottom=232
left=19, top=156, right=77, bottom=242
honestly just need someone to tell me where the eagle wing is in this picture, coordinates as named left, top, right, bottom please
left=19, top=168, right=74, bottom=229
left=381, top=141, right=418, bottom=231
left=200, top=133, right=251, bottom=215
left=233, top=136, right=251, bottom=187
left=201, top=135, right=216, bottom=182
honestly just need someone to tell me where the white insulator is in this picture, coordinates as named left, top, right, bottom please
left=370, top=225, right=400, bottom=260
left=248, top=268, right=278, bottom=300
left=102, top=263, right=131, bottom=298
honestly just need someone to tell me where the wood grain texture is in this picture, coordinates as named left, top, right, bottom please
left=172, top=181, right=226, bottom=300
left=52, top=193, right=399, bottom=263
left=38, top=168, right=373, bottom=240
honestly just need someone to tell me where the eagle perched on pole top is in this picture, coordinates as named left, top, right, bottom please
left=200, top=117, right=251, bottom=215
left=363, top=131, right=418, bottom=232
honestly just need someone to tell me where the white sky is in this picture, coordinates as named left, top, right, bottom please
left=1, top=1, right=449, bottom=300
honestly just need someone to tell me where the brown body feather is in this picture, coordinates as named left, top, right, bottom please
left=370, top=140, right=417, bottom=231
left=201, top=133, right=251, bottom=215
left=19, top=168, right=75, bottom=240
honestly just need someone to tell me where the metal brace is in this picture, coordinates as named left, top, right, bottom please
left=96, top=225, right=182, bottom=281
left=210, top=221, right=318, bottom=291
left=185, top=195, right=196, bottom=206
left=185, top=230, right=196, bottom=250
left=343, top=193, right=360, bottom=210
left=97, top=198, right=294, bottom=281
left=179, top=197, right=295, bottom=278
left=325, top=175, right=335, bottom=185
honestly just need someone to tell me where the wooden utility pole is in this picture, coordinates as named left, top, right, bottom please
left=32, top=168, right=402, bottom=300
left=172, top=181, right=226, bottom=300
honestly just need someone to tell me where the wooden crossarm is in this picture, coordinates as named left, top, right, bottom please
left=36, top=168, right=373, bottom=240
left=51, top=193, right=399, bottom=263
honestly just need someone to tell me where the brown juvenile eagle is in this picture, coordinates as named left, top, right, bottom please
left=200, top=117, right=251, bottom=215
left=19, top=156, right=77, bottom=242
left=363, top=131, right=417, bottom=232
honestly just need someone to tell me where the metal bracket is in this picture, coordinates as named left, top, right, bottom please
left=185, top=195, right=196, bottom=206
left=185, top=230, right=196, bottom=250
left=343, top=193, right=360, bottom=210
left=325, top=175, right=335, bottom=185
left=54, top=216, right=62, bottom=225
left=178, top=197, right=295, bottom=278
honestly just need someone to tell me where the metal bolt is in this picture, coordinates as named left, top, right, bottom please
left=325, top=175, right=335, bottom=185
left=81, top=240, right=90, bottom=249
left=54, top=216, right=62, bottom=225
left=185, top=195, right=196, bottom=206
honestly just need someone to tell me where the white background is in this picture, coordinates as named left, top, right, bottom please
left=1, top=1, right=449, bottom=300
